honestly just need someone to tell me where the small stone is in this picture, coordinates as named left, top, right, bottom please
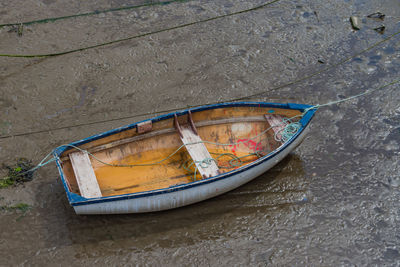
left=350, top=16, right=361, bottom=30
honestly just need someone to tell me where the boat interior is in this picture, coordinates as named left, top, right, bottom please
left=59, top=106, right=303, bottom=198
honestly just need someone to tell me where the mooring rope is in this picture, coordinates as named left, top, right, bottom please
left=0, top=74, right=399, bottom=184
left=0, top=0, right=282, bottom=58
left=0, top=76, right=399, bottom=186
left=0, top=0, right=189, bottom=28
left=274, top=119, right=302, bottom=143
left=72, top=73, right=400, bottom=178
left=1, top=76, right=399, bottom=183
left=1, top=29, right=399, bottom=140
left=303, top=77, right=400, bottom=114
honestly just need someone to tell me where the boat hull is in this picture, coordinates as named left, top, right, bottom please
left=73, top=125, right=310, bottom=215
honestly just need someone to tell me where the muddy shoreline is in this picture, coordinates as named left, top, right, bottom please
left=1, top=0, right=399, bottom=265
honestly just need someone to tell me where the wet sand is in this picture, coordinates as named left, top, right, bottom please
left=1, top=0, right=399, bottom=265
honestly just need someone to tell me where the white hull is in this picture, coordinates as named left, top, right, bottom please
left=73, top=127, right=309, bottom=215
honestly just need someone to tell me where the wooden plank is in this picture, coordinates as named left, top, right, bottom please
left=69, top=151, right=102, bottom=198
left=180, top=125, right=220, bottom=179
left=265, top=114, right=285, bottom=142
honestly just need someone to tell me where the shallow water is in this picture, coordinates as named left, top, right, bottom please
left=0, top=0, right=399, bottom=265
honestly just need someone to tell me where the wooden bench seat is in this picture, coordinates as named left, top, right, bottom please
left=174, top=112, right=220, bottom=179
left=69, top=151, right=102, bottom=198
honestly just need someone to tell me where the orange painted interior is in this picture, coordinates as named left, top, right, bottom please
left=61, top=106, right=302, bottom=197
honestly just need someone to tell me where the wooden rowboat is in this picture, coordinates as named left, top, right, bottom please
left=54, top=102, right=316, bottom=214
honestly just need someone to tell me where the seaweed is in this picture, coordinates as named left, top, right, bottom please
left=0, top=203, right=32, bottom=220
left=4, top=203, right=31, bottom=212
left=0, top=158, right=35, bottom=188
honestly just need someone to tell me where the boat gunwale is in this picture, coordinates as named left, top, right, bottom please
left=53, top=101, right=316, bottom=206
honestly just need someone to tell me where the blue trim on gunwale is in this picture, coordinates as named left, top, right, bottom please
left=54, top=102, right=316, bottom=206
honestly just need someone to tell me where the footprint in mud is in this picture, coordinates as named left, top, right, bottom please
left=45, top=86, right=96, bottom=119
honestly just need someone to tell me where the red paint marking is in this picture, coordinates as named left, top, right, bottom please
left=230, top=139, right=263, bottom=155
